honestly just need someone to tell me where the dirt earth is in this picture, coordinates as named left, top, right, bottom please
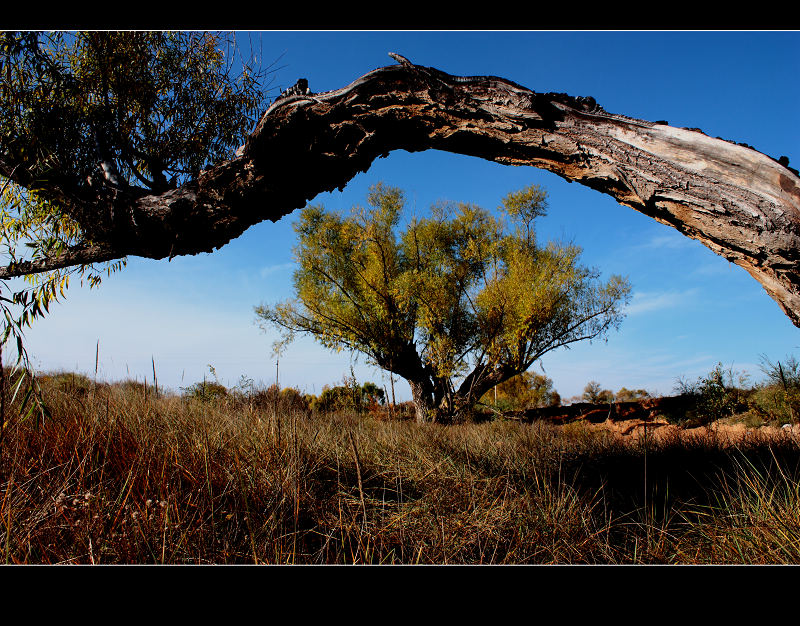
left=566, top=416, right=800, bottom=446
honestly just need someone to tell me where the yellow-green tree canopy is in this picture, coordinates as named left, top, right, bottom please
left=256, top=183, right=631, bottom=423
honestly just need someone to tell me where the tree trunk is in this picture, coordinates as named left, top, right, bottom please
left=4, top=54, right=799, bottom=327
left=409, top=379, right=436, bottom=424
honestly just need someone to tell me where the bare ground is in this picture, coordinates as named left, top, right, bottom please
left=562, top=415, right=800, bottom=446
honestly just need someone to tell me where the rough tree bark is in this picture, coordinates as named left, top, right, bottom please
left=2, top=53, right=798, bottom=327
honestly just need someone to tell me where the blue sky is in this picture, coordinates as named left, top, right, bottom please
left=18, top=30, right=800, bottom=401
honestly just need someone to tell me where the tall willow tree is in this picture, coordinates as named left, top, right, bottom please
left=0, top=31, right=265, bottom=281
left=257, top=183, right=631, bottom=423
left=0, top=31, right=267, bottom=415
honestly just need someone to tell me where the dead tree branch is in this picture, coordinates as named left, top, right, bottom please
left=2, top=54, right=798, bottom=326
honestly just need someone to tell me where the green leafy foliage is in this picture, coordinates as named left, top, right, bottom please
left=582, top=381, right=615, bottom=404
left=257, top=183, right=631, bottom=423
left=1, top=31, right=265, bottom=192
left=0, top=31, right=266, bottom=302
left=0, top=31, right=268, bottom=424
left=615, top=387, right=651, bottom=402
left=479, top=371, right=561, bottom=412
left=674, top=363, right=750, bottom=426
left=747, top=355, right=800, bottom=425
left=182, top=380, right=229, bottom=402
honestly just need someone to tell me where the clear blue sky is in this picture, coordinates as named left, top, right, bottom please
left=19, top=30, right=800, bottom=401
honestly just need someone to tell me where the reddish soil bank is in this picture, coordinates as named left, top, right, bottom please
left=514, top=395, right=800, bottom=445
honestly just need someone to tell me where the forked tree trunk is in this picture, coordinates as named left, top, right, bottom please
left=408, top=375, right=487, bottom=424
left=409, top=379, right=436, bottom=424
left=3, top=54, right=799, bottom=327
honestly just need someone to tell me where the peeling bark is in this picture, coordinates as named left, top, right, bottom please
left=3, top=54, right=799, bottom=327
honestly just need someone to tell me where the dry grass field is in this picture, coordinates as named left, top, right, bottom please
left=1, top=371, right=799, bottom=564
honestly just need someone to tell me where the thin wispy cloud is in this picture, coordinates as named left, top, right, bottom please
left=690, top=259, right=738, bottom=278
left=625, top=288, right=699, bottom=315
left=259, top=262, right=296, bottom=278
left=632, top=232, right=698, bottom=252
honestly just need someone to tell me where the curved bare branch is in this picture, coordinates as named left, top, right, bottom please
left=2, top=54, right=799, bottom=326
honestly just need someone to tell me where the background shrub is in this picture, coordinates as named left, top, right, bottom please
left=747, top=356, right=800, bottom=426
left=674, top=363, right=750, bottom=426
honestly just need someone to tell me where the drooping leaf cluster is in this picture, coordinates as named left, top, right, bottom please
left=257, top=183, right=631, bottom=406
left=0, top=31, right=268, bottom=316
left=1, top=31, right=266, bottom=193
left=0, top=31, right=268, bottom=423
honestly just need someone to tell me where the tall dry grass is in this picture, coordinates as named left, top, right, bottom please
left=1, top=372, right=799, bottom=564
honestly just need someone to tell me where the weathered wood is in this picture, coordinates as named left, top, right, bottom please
left=2, top=54, right=799, bottom=326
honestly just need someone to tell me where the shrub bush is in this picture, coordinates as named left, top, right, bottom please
left=250, top=384, right=311, bottom=414
left=182, top=380, right=229, bottom=402
left=582, top=381, right=615, bottom=404
left=40, top=371, right=95, bottom=395
left=480, top=371, right=561, bottom=413
left=615, top=387, right=651, bottom=402
left=674, top=363, right=750, bottom=426
left=309, top=379, right=385, bottom=414
left=747, top=356, right=800, bottom=426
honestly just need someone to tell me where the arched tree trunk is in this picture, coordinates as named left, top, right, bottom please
left=3, top=53, right=799, bottom=326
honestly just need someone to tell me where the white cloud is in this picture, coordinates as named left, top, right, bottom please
left=625, top=288, right=699, bottom=315
left=259, top=262, right=296, bottom=278
left=690, top=259, right=738, bottom=278
left=633, top=232, right=697, bottom=252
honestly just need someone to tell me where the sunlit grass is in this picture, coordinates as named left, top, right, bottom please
left=1, top=372, right=799, bottom=564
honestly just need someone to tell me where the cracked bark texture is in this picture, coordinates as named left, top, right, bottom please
left=3, top=56, right=799, bottom=327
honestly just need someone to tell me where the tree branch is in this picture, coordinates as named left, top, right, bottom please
left=0, top=244, right=118, bottom=279
left=3, top=53, right=798, bottom=326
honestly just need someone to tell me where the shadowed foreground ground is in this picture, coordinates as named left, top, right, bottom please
left=1, top=375, right=799, bottom=564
